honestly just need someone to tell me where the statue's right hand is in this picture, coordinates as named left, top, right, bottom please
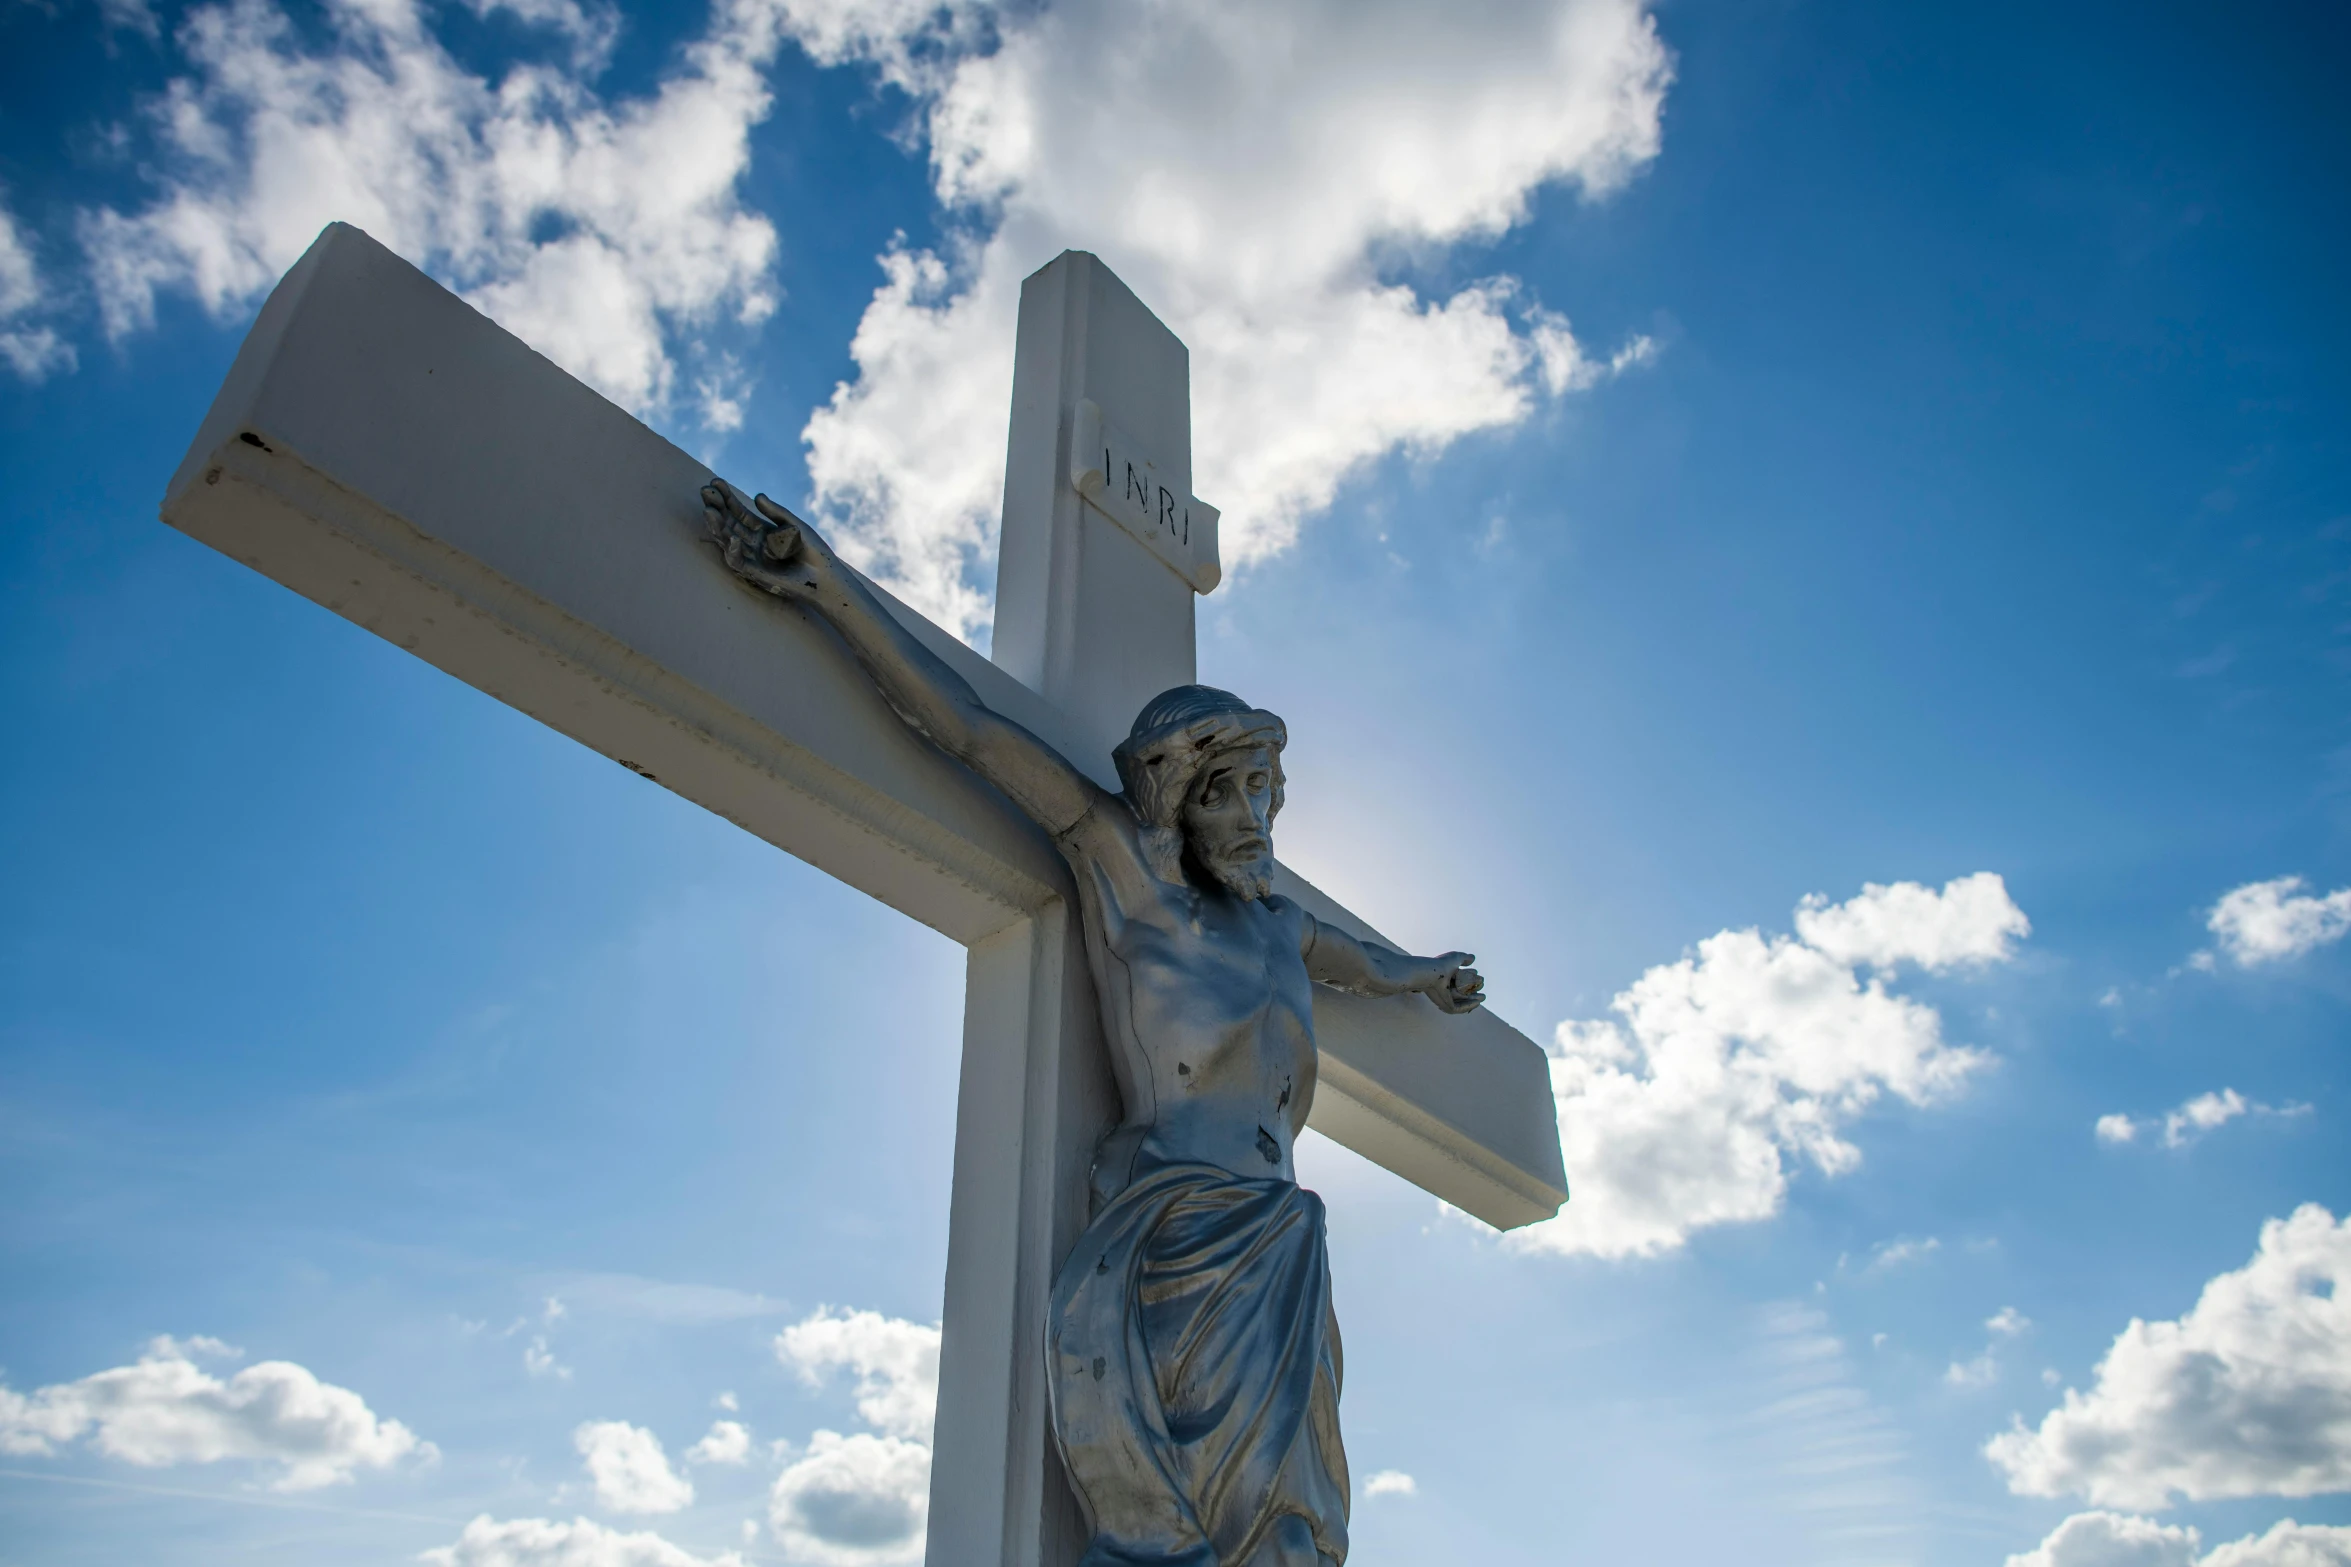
left=701, top=482, right=826, bottom=600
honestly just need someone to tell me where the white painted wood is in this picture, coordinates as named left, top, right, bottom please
left=160, top=224, right=1569, bottom=1567
left=991, top=251, right=1203, bottom=770
left=1069, top=398, right=1221, bottom=593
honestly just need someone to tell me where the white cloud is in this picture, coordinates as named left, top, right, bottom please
left=574, top=1420, right=694, bottom=1514
left=2004, top=1511, right=2202, bottom=1567
left=775, top=1308, right=940, bottom=1444
left=0, top=192, right=75, bottom=381
left=1863, top=1235, right=1942, bottom=1272
left=1986, top=1205, right=2351, bottom=1509
left=767, top=1429, right=930, bottom=1567
left=1950, top=1310, right=2031, bottom=1389
left=78, top=0, right=781, bottom=420
left=2203, top=1521, right=2351, bottom=1567
left=552, top=1274, right=784, bottom=1324
left=1948, top=1353, right=2000, bottom=1389
left=2094, top=1090, right=2309, bottom=1151
left=760, top=1308, right=939, bottom=1563
left=2204, top=877, right=2351, bottom=967
left=1793, top=872, right=2032, bottom=971
left=2006, top=1514, right=2351, bottom=1567
left=423, top=1514, right=747, bottom=1567
left=0, top=1335, right=431, bottom=1490
left=1363, top=1469, right=1417, bottom=1497
left=1514, top=874, right=2024, bottom=1259
left=686, top=1420, right=751, bottom=1466
left=777, top=0, right=1674, bottom=636
left=2165, top=1090, right=2249, bottom=1146
left=524, top=1335, right=572, bottom=1380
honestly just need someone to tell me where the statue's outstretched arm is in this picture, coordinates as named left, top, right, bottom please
left=702, top=483, right=1105, bottom=835
left=1302, top=917, right=1486, bottom=1014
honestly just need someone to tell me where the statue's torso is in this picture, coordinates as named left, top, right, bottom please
left=1059, top=802, right=1317, bottom=1199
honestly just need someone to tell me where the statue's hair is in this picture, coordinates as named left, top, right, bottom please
left=1113, top=685, right=1288, bottom=838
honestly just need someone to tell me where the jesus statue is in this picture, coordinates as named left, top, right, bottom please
left=703, top=483, right=1487, bottom=1567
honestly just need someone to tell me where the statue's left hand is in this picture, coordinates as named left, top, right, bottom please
left=1414, top=952, right=1486, bottom=1015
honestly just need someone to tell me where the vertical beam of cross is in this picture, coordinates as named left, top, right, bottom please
left=926, top=253, right=1209, bottom=1567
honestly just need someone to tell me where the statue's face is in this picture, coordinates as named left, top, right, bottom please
left=1181, top=744, right=1279, bottom=900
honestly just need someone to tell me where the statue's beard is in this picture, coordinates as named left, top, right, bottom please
left=1193, top=838, right=1275, bottom=902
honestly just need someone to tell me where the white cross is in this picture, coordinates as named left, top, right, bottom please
left=162, top=225, right=1568, bottom=1567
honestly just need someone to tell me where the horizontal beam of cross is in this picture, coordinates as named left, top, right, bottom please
left=161, top=223, right=1569, bottom=1232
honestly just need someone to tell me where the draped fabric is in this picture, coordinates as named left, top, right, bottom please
left=1049, top=1163, right=1349, bottom=1567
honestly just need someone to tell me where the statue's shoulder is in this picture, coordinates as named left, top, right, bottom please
left=1054, top=790, right=1144, bottom=854
left=1052, top=792, right=1159, bottom=885
left=1259, top=893, right=1311, bottom=936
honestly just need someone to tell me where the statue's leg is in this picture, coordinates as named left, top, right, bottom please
left=1240, top=1515, right=1326, bottom=1567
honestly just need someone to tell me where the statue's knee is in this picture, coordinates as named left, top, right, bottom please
left=1244, top=1515, right=1320, bottom=1567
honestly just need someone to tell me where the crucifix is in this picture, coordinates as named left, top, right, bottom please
left=161, top=225, right=1568, bottom=1565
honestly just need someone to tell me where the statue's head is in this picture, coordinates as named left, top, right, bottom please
left=1114, top=685, right=1287, bottom=900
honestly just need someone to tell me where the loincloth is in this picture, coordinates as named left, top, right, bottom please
left=1049, top=1161, right=1348, bottom=1566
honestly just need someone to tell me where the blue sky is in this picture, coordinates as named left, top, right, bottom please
left=2, top=1, right=2348, bottom=1564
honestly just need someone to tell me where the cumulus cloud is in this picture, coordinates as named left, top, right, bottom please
left=0, top=1335, right=430, bottom=1489
left=1986, top=1205, right=2351, bottom=1509
left=686, top=1419, right=751, bottom=1465
left=2202, top=877, right=2351, bottom=967
left=78, top=0, right=781, bottom=421
left=2006, top=1513, right=2351, bottom=1567
left=1793, top=873, right=2031, bottom=971
left=1514, top=874, right=2025, bottom=1259
left=2004, top=1511, right=2203, bottom=1567
left=775, top=1307, right=940, bottom=1443
left=574, top=1420, right=694, bottom=1514
left=424, top=1514, right=747, bottom=1567
left=774, top=0, right=1674, bottom=635
left=2095, top=1090, right=2310, bottom=1150
left=1363, top=1469, right=1417, bottom=1497
left=0, top=193, right=74, bottom=381
left=2203, top=1522, right=2351, bottom=1567
left=767, top=1429, right=931, bottom=1567
left=768, top=1307, right=940, bottom=1563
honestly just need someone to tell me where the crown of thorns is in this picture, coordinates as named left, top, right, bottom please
left=1113, top=685, right=1288, bottom=831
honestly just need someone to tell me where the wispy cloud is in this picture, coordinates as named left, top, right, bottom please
left=1734, top=1305, right=1920, bottom=1561
left=1947, top=1308, right=2031, bottom=1390
left=0, top=191, right=74, bottom=381
left=2094, top=1089, right=2311, bottom=1149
